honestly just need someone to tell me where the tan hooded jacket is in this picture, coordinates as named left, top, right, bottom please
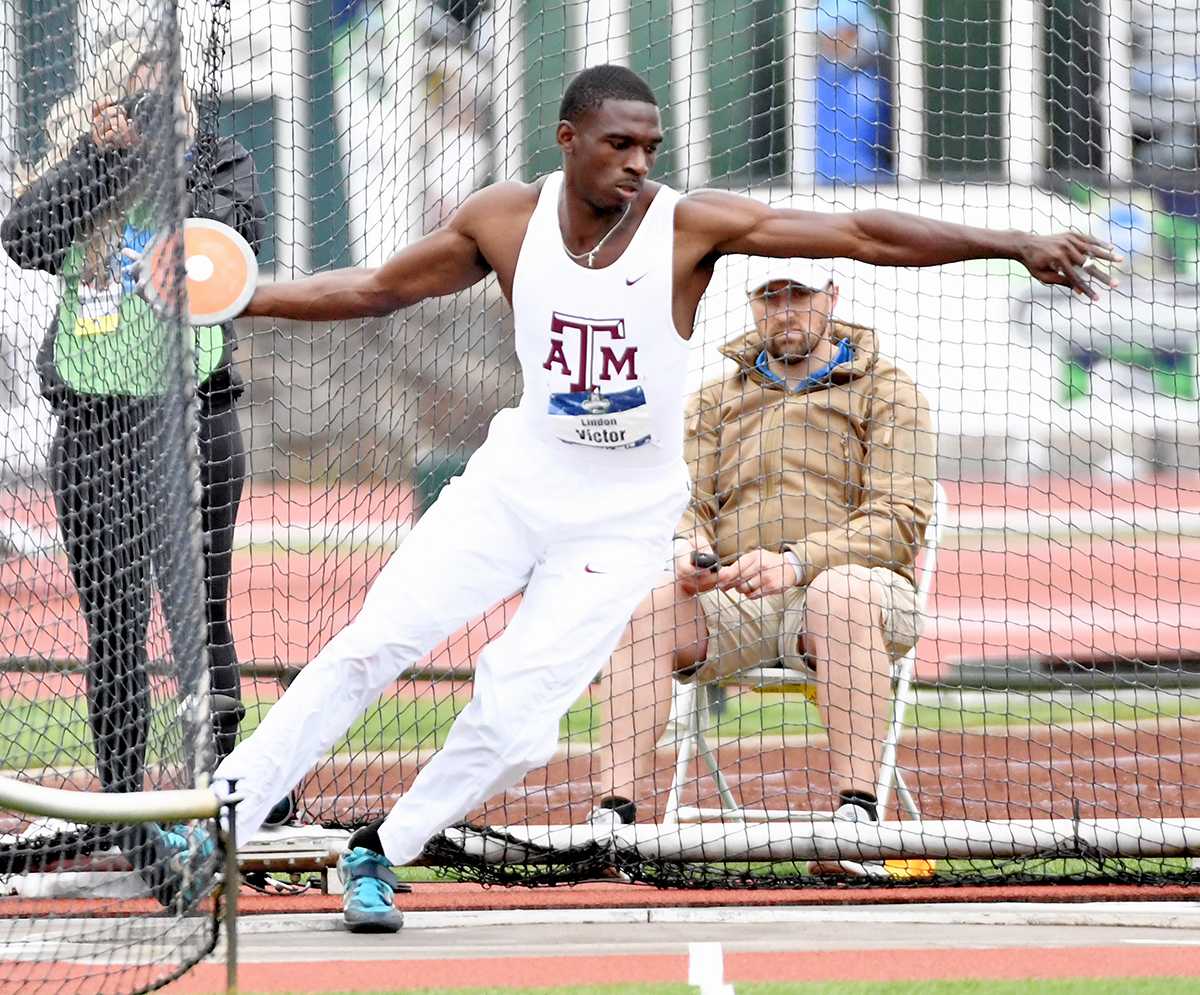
left=678, top=320, right=937, bottom=588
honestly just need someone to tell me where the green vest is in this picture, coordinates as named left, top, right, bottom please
left=54, top=214, right=224, bottom=397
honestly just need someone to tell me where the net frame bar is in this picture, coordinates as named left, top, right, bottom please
left=0, top=776, right=239, bottom=992
left=0, top=775, right=221, bottom=823
left=439, top=819, right=1200, bottom=863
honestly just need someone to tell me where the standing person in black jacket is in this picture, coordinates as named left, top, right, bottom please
left=1, top=49, right=264, bottom=818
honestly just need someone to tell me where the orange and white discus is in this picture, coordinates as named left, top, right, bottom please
left=142, top=218, right=258, bottom=325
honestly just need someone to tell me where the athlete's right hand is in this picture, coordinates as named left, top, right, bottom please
left=675, top=544, right=720, bottom=596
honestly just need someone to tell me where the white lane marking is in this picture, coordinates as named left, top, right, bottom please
left=688, top=941, right=735, bottom=994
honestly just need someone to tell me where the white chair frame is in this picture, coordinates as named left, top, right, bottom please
left=664, top=482, right=946, bottom=824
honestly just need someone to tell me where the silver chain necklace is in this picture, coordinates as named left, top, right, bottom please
left=560, top=197, right=632, bottom=268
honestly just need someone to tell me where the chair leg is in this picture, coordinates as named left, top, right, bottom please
left=664, top=681, right=698, bottom=825
left=876, top=650, right=917, bottom=820
left=894, top=768, right=921, bottom=820
left=693, top=684, right=741, bottom=817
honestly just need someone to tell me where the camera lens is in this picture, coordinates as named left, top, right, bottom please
left=121, top=91, right=165, bottom=132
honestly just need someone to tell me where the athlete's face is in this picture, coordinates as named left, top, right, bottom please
left=752, top=280, right=839, bottom=361
left=558, top=100, right=663, bottom=210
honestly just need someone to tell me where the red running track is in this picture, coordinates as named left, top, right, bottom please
left=153, top=945, right=1200, bottom=993
left=7, top=475, right=1200, bottom=675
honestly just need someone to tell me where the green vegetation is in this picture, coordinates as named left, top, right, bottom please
left=4, top=685, right=1200, bottom=772
left=934, top=856, right=1194, bottom=879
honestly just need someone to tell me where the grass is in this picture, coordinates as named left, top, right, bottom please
left=933, top=856, right=1195, bottom=878
left=245, top=982, right=1200, bottom=995
left=906, top=688, right=1200, bottom=734
left=627, top=854, right=1196, bottom=885
left=5, top=685, right=1200, bottom=772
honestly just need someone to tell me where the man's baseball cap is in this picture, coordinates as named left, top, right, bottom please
left=745, top=259, right=832, bottom=299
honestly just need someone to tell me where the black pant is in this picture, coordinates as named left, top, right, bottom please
left=52, top=398, right=246, bottom=794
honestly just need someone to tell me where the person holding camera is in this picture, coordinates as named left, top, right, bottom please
left=1, top=46, right=264, bottom=830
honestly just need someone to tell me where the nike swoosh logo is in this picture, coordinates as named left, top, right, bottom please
left=584, top=565, right=606, bottom=574
left=625, top=273, right=648, bottom=286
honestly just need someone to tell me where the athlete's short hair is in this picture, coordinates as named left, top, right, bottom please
left=559, top=65, right=658, bottom=124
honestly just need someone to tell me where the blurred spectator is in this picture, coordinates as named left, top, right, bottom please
left=1130, top=1, right=1200, bottom=174
left=1127, top=1, right=1200, bottom=279
left=814, top=0, right=893, bottom=184
left=1, top=41, right=264, bottom=808
left=425, top=0, right=488, bottom=49
left=421, top=54, right=491, bottom=232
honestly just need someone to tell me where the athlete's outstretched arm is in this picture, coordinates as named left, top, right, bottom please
left=242, top=190, right=498, bottom=321
left=680, top=189, right=1121, bottom=300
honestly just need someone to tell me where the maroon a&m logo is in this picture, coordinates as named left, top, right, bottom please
left=543, top=312, right=639, bottom=392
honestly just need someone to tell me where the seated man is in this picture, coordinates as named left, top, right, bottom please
left=591, top=265, right=936, bottom=841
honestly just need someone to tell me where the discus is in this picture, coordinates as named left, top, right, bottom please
left=141, top=218, right=258, bottom=324
left=691, top=551, right=720, bottom=573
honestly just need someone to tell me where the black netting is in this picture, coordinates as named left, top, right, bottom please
left=5, top=4, right=1200, bottom=963
left=225, top=0, right=1200, bottom=891
left=0, top=1, right=228, bottom=991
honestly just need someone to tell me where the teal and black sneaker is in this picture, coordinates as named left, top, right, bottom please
left=126, top=821, right=218, bottom=911
left=339, top=847, right=404, bottom=933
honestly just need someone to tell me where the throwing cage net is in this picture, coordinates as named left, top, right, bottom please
left=219, top=0, right=1200, bottom=889
left=2, top=0, right=1200, bottom=983
left=0, top=2, right=231, bottom=993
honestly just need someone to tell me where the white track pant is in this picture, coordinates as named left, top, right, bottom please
left=216, top=412, right=689, bottom=864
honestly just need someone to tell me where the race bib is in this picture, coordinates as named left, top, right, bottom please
left=548, top=386, right=653, bottom=449
left=72, top=282, right=122, bottom=337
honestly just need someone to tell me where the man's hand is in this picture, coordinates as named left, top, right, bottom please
left=1013, top=232, right=1122, bottom=300
left=675, top=544, right=721, bottom=596
left=91, top=101, right=137, bottom=151
left=717, top=549, right=796, bottom=598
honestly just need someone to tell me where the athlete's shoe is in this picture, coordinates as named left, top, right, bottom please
left=339, top=847, right=404, bottom=933
left=807, top=802, right=889, bottom=879
left=127, top=822, right=218, bottom=910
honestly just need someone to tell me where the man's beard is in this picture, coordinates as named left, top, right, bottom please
left=767, top=329, right=815, bottom=362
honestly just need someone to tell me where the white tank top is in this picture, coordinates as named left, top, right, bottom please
left=510, top=171, right=689, bottom=470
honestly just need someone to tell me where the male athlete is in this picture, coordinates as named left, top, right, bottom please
left=213, top=65, right=1117, bottom=931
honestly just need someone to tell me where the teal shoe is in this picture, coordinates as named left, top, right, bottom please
left=339, top=846, right=404, bottom=933
left=127, top=821, right=217, bottom=911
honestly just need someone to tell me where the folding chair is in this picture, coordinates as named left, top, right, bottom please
left=664, top=482, right=946, bottom=824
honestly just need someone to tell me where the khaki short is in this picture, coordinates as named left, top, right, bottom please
left=685, top=566, right=923, bottom=685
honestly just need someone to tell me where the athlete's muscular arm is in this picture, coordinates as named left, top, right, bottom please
left=242, top=185, right=518, bottom=320
left=677, top=189, right=1121, bottom=300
